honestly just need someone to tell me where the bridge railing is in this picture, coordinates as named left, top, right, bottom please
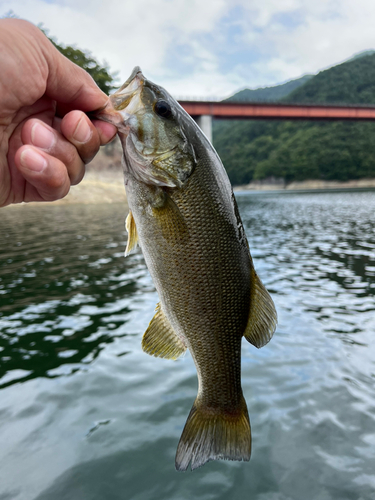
left=176, top=99, right=375, bottom=143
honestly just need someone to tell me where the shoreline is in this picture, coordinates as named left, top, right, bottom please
left=6, top=169, right=375, bottom=208
left=233, top=178, right=375, bottom=191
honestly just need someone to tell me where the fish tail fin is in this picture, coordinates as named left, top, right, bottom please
left=175, top=395, right=251, bottom=471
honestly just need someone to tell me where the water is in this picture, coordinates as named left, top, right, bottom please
left=0, top=190, right=374, bottom=500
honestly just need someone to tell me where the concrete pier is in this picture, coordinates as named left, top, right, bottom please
left=194, top=115, right=213, bottom=143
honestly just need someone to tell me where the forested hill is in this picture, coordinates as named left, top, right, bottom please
left=223, top=75, right=312, bottom=102
left=284, top=54, right=375, bottom=104
left=214, top=53, right=375, bottom=185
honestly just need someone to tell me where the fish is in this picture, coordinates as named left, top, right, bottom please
left=95, top=67, right=277, bottom=471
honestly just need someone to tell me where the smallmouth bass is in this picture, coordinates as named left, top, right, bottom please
left=96, top=67, right=277, bottom=471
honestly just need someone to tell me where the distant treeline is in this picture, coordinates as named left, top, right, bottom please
left=214, top=54, right=375, bottom=185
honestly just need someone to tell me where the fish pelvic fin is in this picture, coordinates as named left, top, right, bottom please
left=244, top=266, right=277, bottom=348
left=142, top=303, right=187, bottom=360
left=125, top=210, right=138, bottom=256
left=175, top=395, right=251, bottom=472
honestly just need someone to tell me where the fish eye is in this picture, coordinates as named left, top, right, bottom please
left=154, top=100, right=172, bottom=118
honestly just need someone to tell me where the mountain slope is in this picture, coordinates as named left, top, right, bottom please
left=224, top=75, right=312, bottom=103
left=284, top=54, right=375, bottom=105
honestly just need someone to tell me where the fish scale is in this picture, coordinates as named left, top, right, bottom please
left=95, top=67, right=277, bottom=471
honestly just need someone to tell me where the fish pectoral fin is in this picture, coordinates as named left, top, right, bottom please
left=152, top=192, right=189, bottom=241
left=243, top=267, right=277, bottom=348
left=125, top=210, right=138, bottom=256
left=142, top=303, right=187, bottom=360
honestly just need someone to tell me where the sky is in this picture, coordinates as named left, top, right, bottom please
left=2, top=0, right=375, bottom=99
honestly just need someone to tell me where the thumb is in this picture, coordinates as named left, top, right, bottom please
left=39, top=30, right=110, bottom=112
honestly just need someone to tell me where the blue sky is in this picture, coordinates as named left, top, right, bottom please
left=2, top=0, right=375, bottom=98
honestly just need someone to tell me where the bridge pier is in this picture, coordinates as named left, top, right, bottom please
left=194, top=115, right=212, bottom=143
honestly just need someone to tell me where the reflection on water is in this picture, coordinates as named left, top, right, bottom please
left=0, top=204, right=147, bottom=388
left=0, top=191, right=374, bottom=500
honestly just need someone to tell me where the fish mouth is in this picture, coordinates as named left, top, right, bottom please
left=93, top=66, right=145, bottom=133
left=116, top=66, right=144, bottom=94
left=111, top=66, right=144, bottom=112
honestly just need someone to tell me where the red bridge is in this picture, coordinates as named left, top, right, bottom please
left=178, top=100, right=375, bottom=142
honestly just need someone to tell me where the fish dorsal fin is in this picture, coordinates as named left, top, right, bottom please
left=244, top=267, right=277, bottom=348
left=142, top=303, right=187, bottom=360
left=125, top=210, right=138, bottom=256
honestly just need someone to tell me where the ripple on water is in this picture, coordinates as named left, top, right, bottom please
left=0, top=193, right=375, bottom=499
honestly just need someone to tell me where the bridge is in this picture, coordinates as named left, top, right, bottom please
left=178, top=100, right=375, bottom=143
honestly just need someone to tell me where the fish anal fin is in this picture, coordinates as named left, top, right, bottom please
left=142, top=303, right=187, bottom=360
left=125, top=210, right=138, bottom=256
left=175, top=395, right=251, bottom=471
left=244, top=267, right=277, bottom=348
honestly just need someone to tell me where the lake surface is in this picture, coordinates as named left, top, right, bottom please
left=0, top=190, right=374, bottom=500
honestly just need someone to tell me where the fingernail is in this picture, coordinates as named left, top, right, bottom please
left=73, top=117, right=92, bottom=143
left=31, top=123, right=56, bottom=150
left=20, top=148, right=47, bottom=172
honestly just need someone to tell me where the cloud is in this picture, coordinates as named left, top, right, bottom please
left=235, top=1, right=375, bottom=85
left=2, top=0, right=375, bottom=97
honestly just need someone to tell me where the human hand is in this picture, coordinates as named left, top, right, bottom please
left=0, top=18, right=117, bottom=207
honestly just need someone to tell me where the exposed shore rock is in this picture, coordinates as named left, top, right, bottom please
left=235, top=178, right=375, bottom=191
